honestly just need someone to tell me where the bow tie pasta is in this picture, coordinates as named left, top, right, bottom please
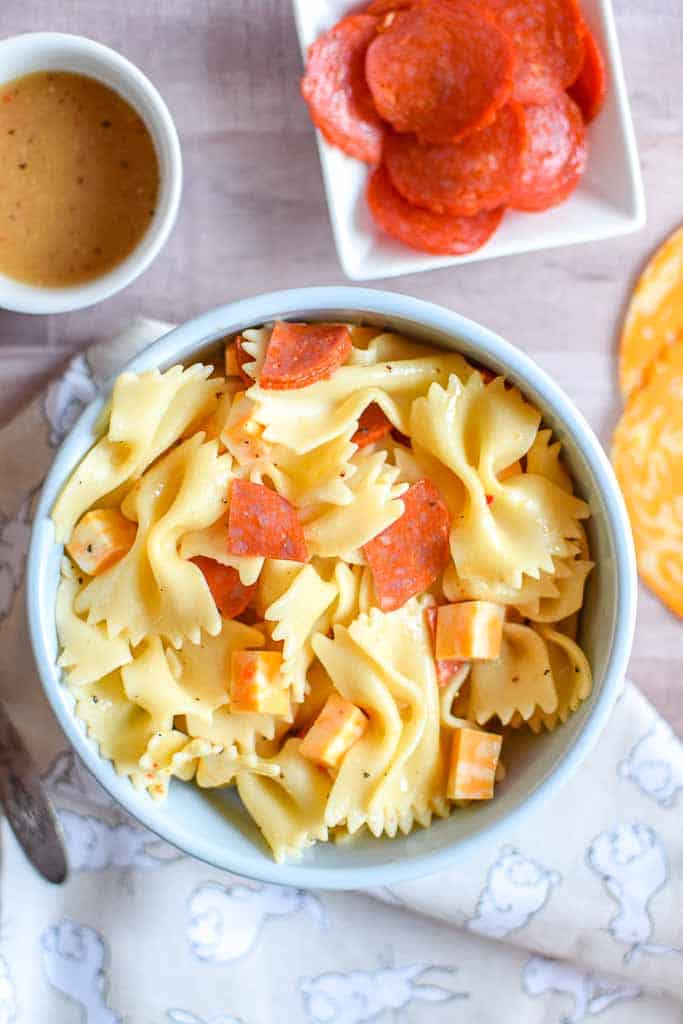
left=53, top=321, right=594, bottom=862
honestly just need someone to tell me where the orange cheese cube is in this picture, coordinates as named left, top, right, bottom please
left=299, top=693, right=368, bottom=769
left=230, top=651, right=289, bottom=716
left=224, top=343, right=240, bottom=378
left=66, top=508, right=136, bottom=577
left=435, top=601, right=504, bottom=661
left=499, top=460, right=522, bottom=481
left=447, top=727, right=502, bottom=800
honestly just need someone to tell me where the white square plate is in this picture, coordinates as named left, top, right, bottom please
left=292, top=0, right=646, bottom=281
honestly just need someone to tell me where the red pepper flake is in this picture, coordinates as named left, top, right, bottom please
left=486, top=494, right=494, bottom=505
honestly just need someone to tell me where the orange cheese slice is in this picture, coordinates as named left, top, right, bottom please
left=619, top=225, right=683, bottom=398
left=613, top=338, right=683, bottom=618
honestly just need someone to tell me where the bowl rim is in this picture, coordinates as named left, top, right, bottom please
left=0, top=32, right=182, bottom=314
left=27, top=286, right=637, bottom=889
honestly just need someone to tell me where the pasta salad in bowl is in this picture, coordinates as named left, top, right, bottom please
left=27, top=288, right=636, bottom=887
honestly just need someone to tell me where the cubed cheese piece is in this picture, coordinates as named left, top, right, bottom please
left=424, top=606, right=465, bottom=687
left=66, top=508, right=136, bottom=576
left=436, top=601, right=504, bottom=661
left=299, top=693, right=368, bottom=769
left=230, top=650, right=289, bottom=715
left=499, top=460, right=522, bottom=481
left=447, top=727, right=502, bottom=800
left=224, top=342, right=240, bottom=378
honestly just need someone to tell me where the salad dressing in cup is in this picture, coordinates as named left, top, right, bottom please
left=0, top=70, right=160, bottom=288
left=0, top=33, right=181, bottom=314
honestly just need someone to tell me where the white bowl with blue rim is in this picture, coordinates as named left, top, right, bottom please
left=27, top=287, right=637, bottom=889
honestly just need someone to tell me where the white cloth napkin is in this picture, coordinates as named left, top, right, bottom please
left=1, top=318, right=682, bottom=1024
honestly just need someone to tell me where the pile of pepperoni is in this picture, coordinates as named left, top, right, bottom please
left=301, top=0, right=606, bottom=256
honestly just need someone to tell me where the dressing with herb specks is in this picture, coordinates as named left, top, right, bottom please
left=0, top=70, right=159, bottom=287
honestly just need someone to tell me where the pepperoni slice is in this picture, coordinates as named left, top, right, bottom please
left=568, top=27, right=607, bottom=123
left=511, top=93, right=587, bottom=212
left=301, top=14, right=384, bottom=164
left=391, top=426, right=412, bottom=448
left=365, top=4, right=514, bottom=144
left=425, top=606, right=466, bottom=687
left=363, top=478, right=450, bottom=612
left=366, top=0, right=413, bottom=13
left=227, top=480, right=308, bottom=562
left=352, top=403, right=393, bottom=448
left=234, top=334, right=254, bottom=386
left=384, top=103, right=526, bottom=217
left=192, top=556, right=257, bottom=619
left=367, top=165, right=503, bottom=256
left=487, top=0, right=585, bottom=103
left=260, top=321, right=352, bottom=390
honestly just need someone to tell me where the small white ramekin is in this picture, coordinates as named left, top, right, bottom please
left=0, top=33, right=182, bottom=314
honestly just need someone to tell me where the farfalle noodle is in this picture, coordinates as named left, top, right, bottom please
left=411, top=375, right=589, bottom=586
left=249, top=351, right=471, bottom=453
left=56, top=564, right=131, bottom=686
left=237, top=738, right=332, bottom=861
left=469, top=623, right=558, bottom=726
left=76, top=436, right=230, bottom=647
left=313, top=600, right=448, bottom=837
left=303, top=449, right=407, bottom=559
left=53, top=364, right=219, bottom=541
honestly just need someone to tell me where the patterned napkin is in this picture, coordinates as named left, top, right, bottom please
left=1, top=318, right=682, bottom=1024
